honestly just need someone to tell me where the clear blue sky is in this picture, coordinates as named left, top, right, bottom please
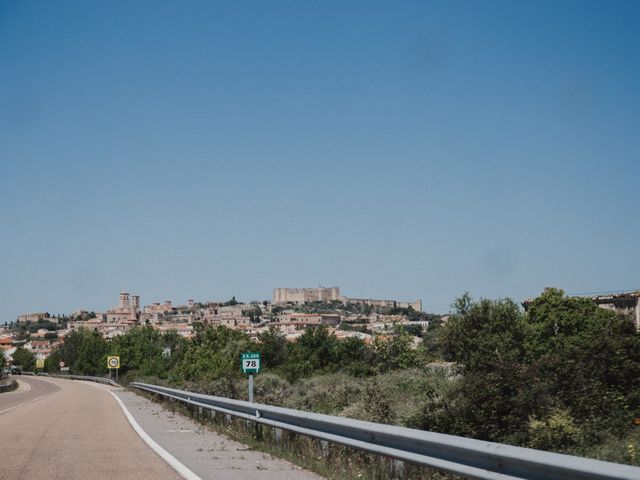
left=1, top=0, right=639, bottom=320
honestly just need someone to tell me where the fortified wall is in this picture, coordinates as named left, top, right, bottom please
left=273, top=287, right=423, bottom=312
left=273, top=287, right=341, bottom=304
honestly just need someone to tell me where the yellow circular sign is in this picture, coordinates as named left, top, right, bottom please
left=107, top=356, right=120, bottom=369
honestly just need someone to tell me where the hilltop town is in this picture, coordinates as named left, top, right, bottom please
left=4, top=286, right=639, bottom=370
left=1, top=287, right=434, bottom=367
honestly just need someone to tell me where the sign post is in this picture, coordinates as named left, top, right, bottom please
left=107, top=356, right=120, bottom=382
left=241, top=352, right=261, bottom=403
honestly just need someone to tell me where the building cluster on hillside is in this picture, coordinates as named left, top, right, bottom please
left=272, top=287, right=422, bottom=311
left=2, top=286, right=433, bottom=366
left=1, top=328, right=64, bottom=367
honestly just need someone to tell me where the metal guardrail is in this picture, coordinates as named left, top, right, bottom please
left=131, top=382, right=640, bottom=480
left=52, top=374, right=119, bottom=386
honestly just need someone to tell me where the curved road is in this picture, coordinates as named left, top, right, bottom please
left=0, top=376, right=181, bottom=480
left=0, top=375, right=61, bottom=414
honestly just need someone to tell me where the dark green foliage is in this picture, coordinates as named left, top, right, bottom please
left=171, top=325, right=252, bottom=382
left=335, top=337, right=375, bottom=377
left=279, top=326, right=339, bottom=381
left=442, top=295, right=526, bottom=371
left=524, top=288, right=640, bottom=439
left=439, top=289, right=640, bottom=452
left=222, top=296, right=241, bottom=306
left=242, top=306, right=262, bottom=322
left=11, top=347, right=35, bottom=371
left=44, top=348, right=62, bottom=373
left=420, top=317, right=446, bottom=360
left=373, top=333, right=418, bottom=373
left=110, top=326, right=184, bottom=379
left=54, top=328, right=109, bottom=375
left=74, top=329, right=108, bottom=375
left=26, top=320, right=58, bottom=333
left=257, top=327, right=286, bottom=368
left=401, top=323, right=425, bottom=337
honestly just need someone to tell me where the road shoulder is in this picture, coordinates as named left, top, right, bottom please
left=113, top=388, right=324, bottom=480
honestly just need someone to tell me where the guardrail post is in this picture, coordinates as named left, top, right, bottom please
left=391, top=459, right=405, bottom=479
left=273, top=427, right=283, bottom=444
left=320, top=440, right=330, bottom=459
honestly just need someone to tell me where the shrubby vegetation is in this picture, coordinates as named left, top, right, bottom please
left=433, top=288, right=640, bottom=458
left=12, top=346, right=36, bottom=371
left=51, top=288, right=640, bottom=464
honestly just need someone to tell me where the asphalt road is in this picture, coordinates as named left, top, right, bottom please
left=0, top=375, right=60, bottom=415
left=0, top=377, right=323, bottom=480
left=0, top=376, right=181, bottom=480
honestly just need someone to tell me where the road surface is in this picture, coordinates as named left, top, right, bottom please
left=0, top=376, right=322, bottom=480
left=0, top=375, right=60, bottom=415
left=0, top=375, right=181, bottom=480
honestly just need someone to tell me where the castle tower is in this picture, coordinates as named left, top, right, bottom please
left=119, top=292, right=130, bottom=310
left=131, top=295, right=140, bottom=313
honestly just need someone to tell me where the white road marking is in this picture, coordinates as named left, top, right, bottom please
left=15, top=379, right=32, bottom=393
left=109, top=390, right=202, bottom=480
left=0, top=394, right=47, bottom=415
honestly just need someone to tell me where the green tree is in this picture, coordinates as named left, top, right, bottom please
left=419, top=317, right=446, bottom=361
left=435, top=289, right=640, bottom=448
left=44, top=349, right=62, bottom=373
left=12, top=347, right=36, bottom=372
left=257, top=327, right=286, bottom=368
left=57, top=329, right=85, bottom=369
left=111, top=326, right=168, bottom=377
left=223, top=297, right=239, bottom=306
left=442, top=295, right=526, bottom=372
left=172, top=325, right=251, bottom=382
left=425, top=296, right=545, bottom=442
left=74, top=329, right=108, bottom=375
left=334, top=336, right=375, bottom=377
left=525, top=288, right=640, bottom=436
left=373, top=333, right=417, bottom=373
left=280, top=326, right=339, bottom=381
left=402, top=323, right=424, bottom=337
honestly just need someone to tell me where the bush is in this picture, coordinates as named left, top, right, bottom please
left=254, top=373, right=290, bottom=405
left=283, top=373, right=364, bottom=414
left=528, top=409, right=580, bottom=451
left=353, top=379, right=395, bottom=424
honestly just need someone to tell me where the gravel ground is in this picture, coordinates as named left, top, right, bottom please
left=114, top=389, right=325, bottom=480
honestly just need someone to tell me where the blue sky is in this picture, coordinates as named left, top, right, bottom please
left=1, top=0, right=639, bottom=319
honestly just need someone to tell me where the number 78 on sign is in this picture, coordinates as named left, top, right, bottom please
left=241, top=352, right=261, bottom=374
